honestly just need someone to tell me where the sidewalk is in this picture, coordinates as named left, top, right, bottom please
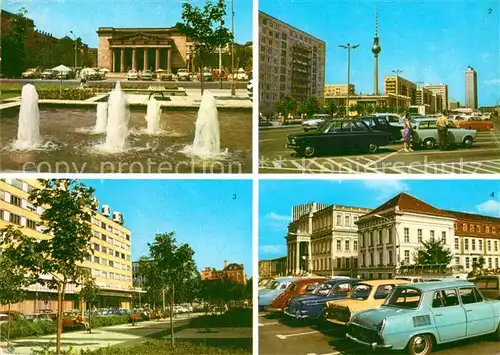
left=3, top=315, right=195, bottom=355
left=164, top=327, right=252, bottom=340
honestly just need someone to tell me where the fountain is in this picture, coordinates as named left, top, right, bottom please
left=13, top=84, right=41, bottom=150
left=101, top=81, right=129, bottom=151
left=95, top=102, right=108, bottom=133
left=183, top=90, right=225, bottom=157
left=144, top=97, right=161, bottom=134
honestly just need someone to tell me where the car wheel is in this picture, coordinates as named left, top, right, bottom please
left=407, top=334, right=433, bottom=355
left=494, top=322, right=500, bottom=341
left=463, top=136, right=473, bottom=148
left=367, top=142, right=379, bottom=153
left=316, top=309, right=328, bottom=329
left=303, top=145, right=316, bottom=158
left=423, top=138, right=436, bottom=150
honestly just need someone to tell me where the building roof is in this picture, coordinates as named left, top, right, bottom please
left=364, top=192, right=453, bottom=219
left=224, top=263, right=244, bottom=271
left=443, top=210, right=500, bottom=225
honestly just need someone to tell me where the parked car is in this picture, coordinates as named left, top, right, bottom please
left=127, top=69, right=138, bottom=80
left=454, top=116, right=494, bottom=131
left=374, top=113, right=403, bottom=125
left=141, top=69, right=153, bottom=81
left=160, top=72, right=173, bottom=81
left=21, top=68, right=41, bottom=79
left=212, top=69, right=227, bottom=81
left=268, top=277, right=328, bottom=314
left=0, top=310, right=25, bottom=321
left=258, top=277, right=301, bottom=311
left=259, top=277, right=275, bottom=290
left=409, top=119, right=476, bottom=149
left=177, top=68, right=191, bottom=81
left=355, top=115, right=403, bottom=142
left=41, top=69, right=56, bottom=79
left=284, top=278, right=358, bottom=323
left=236, top=68, right=248, bottom=81
left=287, top=120, right=392, bottom=158
left=345, top=281, right=500, bottom=355
left=473, top=275, right=500, bottom=300
left=202, top=70, right=213, bottom=82
left=302, top=114, right=331, bottom=132
left=326, top=279, right=408, bottom=326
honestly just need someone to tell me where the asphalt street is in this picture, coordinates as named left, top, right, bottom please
left=0, top=78, right=248, bottom=89
left=259, top=313, right=500, bottom=355
left=259, top=126, right=500, bottom=174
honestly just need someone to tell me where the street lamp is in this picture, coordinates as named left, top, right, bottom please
left=230, top=0, right=236, bottom=96
left=392, top=69, right=404, bottom=114
left=69, top=31, right=77, bottom=69
left=373, top=214, right=401, bottom=272
left=339, top=43, right=359, bottom=118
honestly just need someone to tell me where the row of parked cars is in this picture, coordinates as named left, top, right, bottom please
left=285, top=112, right=492, bottom=158
left=259, top=274, right=500, bottom=355
left=126, top=68, right=250, bottom=82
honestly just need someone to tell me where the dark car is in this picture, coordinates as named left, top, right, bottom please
left=286, top=120, right=392, bottom=158
left=284, top=278, right=358, bottom=325
left=354, top=115, right=402, bottom=142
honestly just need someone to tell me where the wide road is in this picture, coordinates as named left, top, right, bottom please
left=259, top=125, right=500, bottom=174
left=259, top=313, right=500, bottom=355
left=0, top=78, right=248, bottom=89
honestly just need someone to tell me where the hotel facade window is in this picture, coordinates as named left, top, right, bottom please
left=404, top=228, right=409, bottom=242
left=417, top=229, right=422, bottom=243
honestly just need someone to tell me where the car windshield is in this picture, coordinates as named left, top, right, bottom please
left=313, top=282, right=333, bottom=296
left=347, top=284, right=371, bottom=300
left=384, top=287, right=422, bottom=309
left=129, top=70, right=137, bottom=73
left=143, top=70, right=151, bottom=74
left=267, top=281, right=280, bottom=290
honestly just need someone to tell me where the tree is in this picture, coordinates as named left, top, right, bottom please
left=413, top=239, right=453, bottom=266
left=1, top=7, right=29, bottom=77
left=469, top=256, right=486, bottom=278
left=177, top=0, right=233, bottom=94
left=79, top=275, right=100, bottom=334
left=298, top=96, right=321, bottom=117
left=276, top=95, right=297, bottom=118
left=0, top=179, right=97, bottom=355
left=139, top=232, right=197, bottom=346
left=324, top=101, right=338, bottom=116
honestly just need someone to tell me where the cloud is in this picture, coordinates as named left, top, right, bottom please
left=265, top=212, right=290, bottom=222
left=484, top=79, right=500, bottom=85
left=476, top=200, right=500, bottom=217
left=259, top=244, right=286, bottom=255
left=362, top=180, right=409, bottom=202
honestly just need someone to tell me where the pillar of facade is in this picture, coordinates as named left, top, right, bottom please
left=167, top=48, right=172, bottom=73
left=295, top=241, right=300, bottom=275
left=120, top=48, right=125, bottom=73
left=143, top=48, right=149, bottom=71
left=307, top=242, right=312, bottom=273
left=155, top=48, right=160, bottom=71
left=110, top=49, right=114, bottom=73
left=132, top=48, right=137, bottom=70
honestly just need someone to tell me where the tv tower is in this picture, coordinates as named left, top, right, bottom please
left=372, top=8, right=381, bottom=95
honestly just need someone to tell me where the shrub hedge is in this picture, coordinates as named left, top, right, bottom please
left=37, top=89, right=99, bottom=101
left=86, top=82, right=177, bottom=90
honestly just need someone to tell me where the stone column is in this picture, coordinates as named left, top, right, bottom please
left=143, top=48, right=149, bottom=71
left=110, top=49, right=114, bottom=72
left=155, top=48, right=160, bottom=71
left=307, top=242, right=312, bottom=273
left=295, top=241, right=300, bottom=275
left=167, top=48, right=172, bottom=73
left=286, top=244, right=290, bottom=275
left=120, top=48, right=125, bottom=73
left=132, top=48, right=137, bottom=70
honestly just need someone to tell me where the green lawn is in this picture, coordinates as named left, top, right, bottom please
left=187, top=308, right=252, bottom=328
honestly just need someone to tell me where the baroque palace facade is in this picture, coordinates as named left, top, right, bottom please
left=0, top=179, right=133, bottom=313
left=284, top=194, right=500, bottom=280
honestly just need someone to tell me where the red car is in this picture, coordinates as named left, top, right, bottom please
left=267, top=277, right=327, bottom=314
left=454, top=117, right=494, bottom=131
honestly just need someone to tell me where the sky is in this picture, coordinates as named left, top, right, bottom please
left=259, top=179, right=500, bottom=260
left=81, top=179, right=253, bottom=277
left=260, top=0, right=500, bottom=106
left=4, top=0, right=253, bottom=46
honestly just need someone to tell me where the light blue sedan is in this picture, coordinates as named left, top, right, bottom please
left=346, top=281, right=500, bottom=355
left=258, top=277, right=300, bottom=311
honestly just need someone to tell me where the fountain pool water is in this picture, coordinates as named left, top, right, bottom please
left=182, top=90, right=227, bottom=158
left=13, top=84, right=41, bottom=150
left=100, top=81, right=129, bottom=152
left=144, top=97, right=161, bottom=135
left=95, top=102, right=108, bottom=133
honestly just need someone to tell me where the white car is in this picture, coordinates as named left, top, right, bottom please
left=127, top=69, right=138, bottom=81
left=141, top=69, right=152, bottom=80
left=236, top=68, right=248, bottom=81
left=177, top=68, right=191, bottom=81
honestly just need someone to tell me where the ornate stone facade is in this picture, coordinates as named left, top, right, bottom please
left=97, top=27, right=191, bottom=73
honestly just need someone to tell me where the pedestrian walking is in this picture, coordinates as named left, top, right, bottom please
left=437, top=112, right=449, bottom=150
left=402, top=113, right=414, bottom=152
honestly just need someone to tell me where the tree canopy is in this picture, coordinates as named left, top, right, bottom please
left=413, top=238, right=453, bottom=266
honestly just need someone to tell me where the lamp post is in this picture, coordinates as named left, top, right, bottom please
left=392, top=69, right=403, bottom=114
left=373, top=214, right=401, bottom=274
left=69, top=31, right=77, bottom=69
left=339, top=43, right=359, bottom=118
left=230, top=0, right=236, bottom=96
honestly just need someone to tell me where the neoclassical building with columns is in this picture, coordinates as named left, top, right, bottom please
left=97, top=27, right=193, bottom=73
